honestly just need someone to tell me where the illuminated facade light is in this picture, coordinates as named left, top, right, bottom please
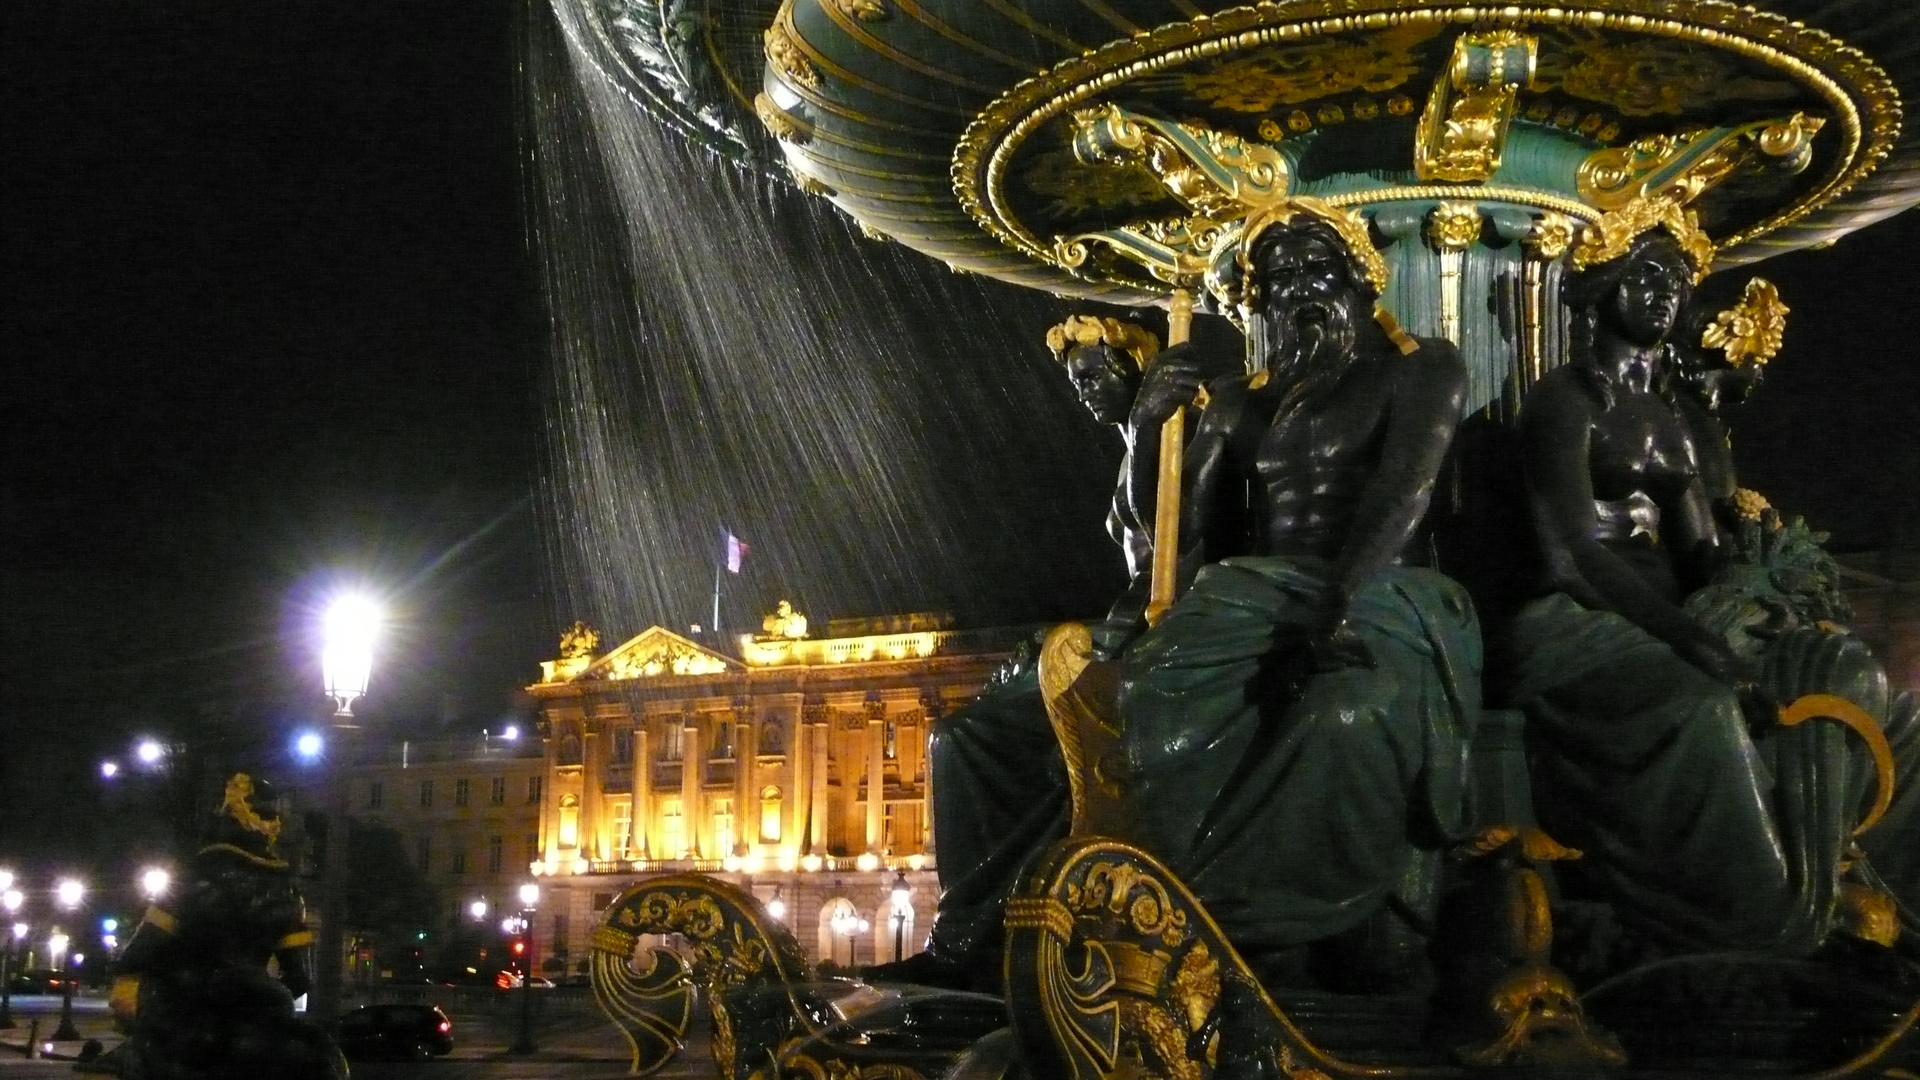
left=855, top=853, right=881, bottom=872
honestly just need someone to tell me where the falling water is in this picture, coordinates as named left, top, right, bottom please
left=523, top=1, right=1128, bottom=640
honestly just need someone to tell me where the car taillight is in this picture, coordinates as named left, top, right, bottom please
left=438, top=1021, right=450, bottom=1032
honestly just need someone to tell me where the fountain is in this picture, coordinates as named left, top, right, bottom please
left=526, top=1, right=1920, bottom=1076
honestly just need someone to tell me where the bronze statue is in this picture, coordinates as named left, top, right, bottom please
left=1509, top=220, right=1920, bottom=958
left=1046, top=314, right=1163, bottom=580
left=1104, top=200, right=1481, bottom=984
left=106, top=774, right=346, bottom=1080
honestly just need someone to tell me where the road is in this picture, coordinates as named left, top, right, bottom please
left=0, top=991, right=723, bottom=1079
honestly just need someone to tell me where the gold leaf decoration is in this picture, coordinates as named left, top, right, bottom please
left=1701, top=277, right=1789, bottom=368
left=1534, top=30, right=1799, bottom=117
left=1022, top=146, right=1169, bottom=219
left=830, top=0, right=888, bottom=20
left=1177, top=23, right=1440, bottom=112
left=765, top=22, right=821, bottom=90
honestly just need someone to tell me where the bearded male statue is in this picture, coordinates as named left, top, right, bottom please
left=1099, top=200, right=1483, bottom=985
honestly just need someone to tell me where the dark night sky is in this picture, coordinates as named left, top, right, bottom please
left=2, top=1, right=1918, bottom=874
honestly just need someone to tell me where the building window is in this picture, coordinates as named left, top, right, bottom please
left=759, top=719, right=785, bottom=756
left=552, top=915, right=570, bottom=958
left=884, top=803, right=900, bottom=851
left=416, top=837, right=431, bottom=872
left=558, top=794, right=580, bottom=849
left=491, top=777, right=506, bottom=805
left=611, top=799, right=633, bottom=859
left=528, top=776, right=543, bottom=804
left=710, top=725, right=732, bottom=761
left=558, top=734, right=583, bottom=766
left=714, top=798, right=734, bottom=857
left=455, top=779, right=470, bottom=807
left=419, top=781, right=434, bottom=808
left=488, top=835, right=503, bottom=873
left=662, top=798, right=685, bottom=858
left=452, top=848, right=468, bottom=875
left=760, top=786, right=782, bottom=844
left=661, top=723, right=683, bottom=762
left=611, top=728, right=632, bottom=765
left=367, top=781, right=383, bottom=810
left=884, top=721, right=897, bottom=760
left=525, top=833, right=539, bottom=866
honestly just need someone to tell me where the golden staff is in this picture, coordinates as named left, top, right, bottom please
left=1144, top=287, right=1195, bottom=626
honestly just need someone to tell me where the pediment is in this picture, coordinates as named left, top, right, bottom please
left=580, top=626, right=741, bottom=681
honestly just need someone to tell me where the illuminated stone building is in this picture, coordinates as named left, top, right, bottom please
left=524, top=606, right=1025, bottom=968
left=345, top=734, right=547, bottom=930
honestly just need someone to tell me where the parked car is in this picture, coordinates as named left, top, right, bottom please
left=332, top=1003, right=454, bottom=1060
left=7, top=970, right=71, bottom=995
left=493, top=971, right=555, bottom=990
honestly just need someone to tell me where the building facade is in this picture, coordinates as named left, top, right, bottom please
left=344, top=734, right=546, bottom=933
left=524, top=607, right=1025, bottom=969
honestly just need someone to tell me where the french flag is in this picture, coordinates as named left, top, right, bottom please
left=724, top=530, right=748, bottom=574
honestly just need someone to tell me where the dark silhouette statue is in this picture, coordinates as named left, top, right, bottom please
left=1508, top=228, right=1920, bottom=958
left=105, top=774, right=347, bottom=1080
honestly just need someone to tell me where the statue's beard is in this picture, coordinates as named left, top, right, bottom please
left=1258, top=293, right=1362, bottom=416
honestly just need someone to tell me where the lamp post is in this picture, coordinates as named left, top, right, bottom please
left=510, top=883, right=539, bottom=1055
left=52, top=878, right=83, bottom=1041
left=0, top=878, right=21, bottom=1029
left=312, top=591, right=383, bottom=1025
left=888, top=871, right=911, bottom=964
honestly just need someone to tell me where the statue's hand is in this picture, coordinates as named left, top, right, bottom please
left=1131, top=342, right=1208, bottom=427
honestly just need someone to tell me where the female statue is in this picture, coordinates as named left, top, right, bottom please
left=1510, top=217, right=1919, bottom=958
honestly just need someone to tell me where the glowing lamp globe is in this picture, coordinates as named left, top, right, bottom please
left=321, top=594, right=383, bottom=718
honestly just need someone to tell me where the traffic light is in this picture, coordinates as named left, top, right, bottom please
left=510, top=939, right=526, bottom=958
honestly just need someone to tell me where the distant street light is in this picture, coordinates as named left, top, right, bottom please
left=52, top=880, right=83, bottom=1041
left=99, top=761, right=119, bottom=779
left=469, top=899, right=489, bottom=921
left=294, top=731, right=324, bottom=762
left=889, top=871, right=911, bottom=964
left=135, top=740, right=164, bottom=767
left=511, top=884, right=539, bottom=1055
left=0, top=887, right=21, bottom=1029
left=501, top=725, right=520, bottom=741
left=140, top=868, right=170, bottom=902
left=766, top=887, right=786, bottom=922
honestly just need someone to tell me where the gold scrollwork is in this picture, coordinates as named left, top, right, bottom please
left=1701, top=277, right=1789, bottom=368
left=1068, top=103, right=1288, bottom=223
left=1005, top=839, right=1362, bottom=1080
left=951, top=0, right=1897, bottom=303
left=1578, top=113, right=1827, bottom=211
left=590, top=875, right=810, bottom=1078
left=1415, top=31, right=1537, bottom=183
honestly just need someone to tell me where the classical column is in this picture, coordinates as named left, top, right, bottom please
left=865, top=696, right=887, bottom=855
left=807, top=702, right=830, bottom=856
left=682, top=711, right=702, bottom=859
left=732, top=703, right=755, bottom=856
left=634, top=724, right=652, bottom=859
left=581, top=721, right=603, bottom=862
left=920, top=689, right=943, bottom=856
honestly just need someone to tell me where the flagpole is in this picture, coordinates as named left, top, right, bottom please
left=712, top=563, right=722, bottom=640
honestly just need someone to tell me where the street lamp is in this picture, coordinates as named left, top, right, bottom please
left=52, top=878, right=83, bottom=1041
left=312, top=590, right=384, bottom=1025
left=468, top=899, right=489, bottom=922
left=888, top=871, right=911, bottom=964
left=99, top=760, right=119, bottom=779
left=141, top=868, right=170, bottom=903
left=829, top=902, right=859, bottom=968
left=766, top=887, right=786, bottom=922
left=0, top=884, right=22, bottom=1029
left=511, top=884, right=539, bottom=1055
left=135, top=739, right=165, bottom=768
left=321, top=593, right=383, bottom=720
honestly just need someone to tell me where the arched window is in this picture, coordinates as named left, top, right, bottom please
left=817, top=898, right=861, bottom=967
left=760, top=786, right=782, bottom=843
left=558, top=794, right=580, bottom=849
